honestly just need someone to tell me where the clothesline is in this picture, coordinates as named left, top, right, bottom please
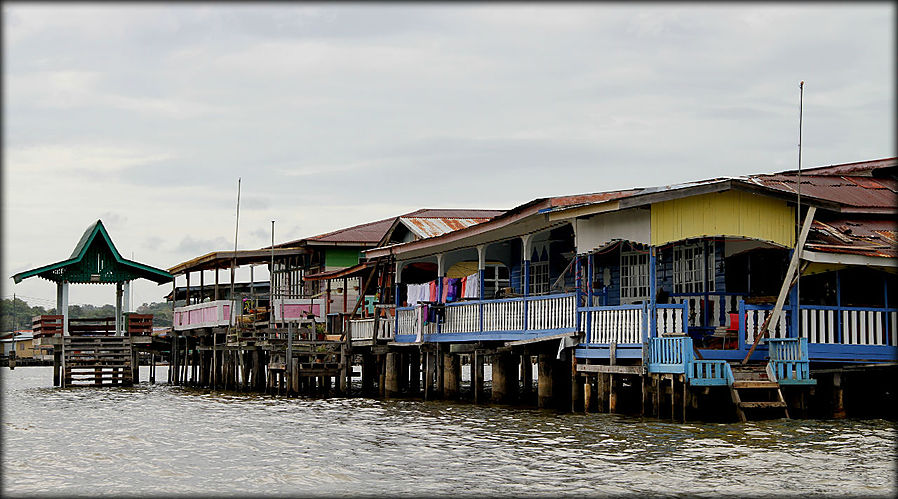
left=406, top=272, right=480, bottom=306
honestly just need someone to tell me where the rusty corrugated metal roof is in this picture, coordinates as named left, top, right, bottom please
left=275, top=209, right=504, bottom=248
left=750, top=174, right=898, bottom=210
left=807, top=218, right=897, bottom=259
left=399, top=217, right=493, bottom=239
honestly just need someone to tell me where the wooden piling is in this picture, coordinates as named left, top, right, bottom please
left=443, top=353, right=460, bottom=400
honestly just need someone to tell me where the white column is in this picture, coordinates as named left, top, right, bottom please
left=477, top=245, right=486, bottom=271
left=62, top=282, right=69, bottom=336
left=123, top=281, right=131, bottom=313
left=436, top=254, right=446, bottom=278
left=116, top=282, right=123, bottom=336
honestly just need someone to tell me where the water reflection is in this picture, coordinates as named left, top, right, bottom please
left=3, top=367, right=896, bottom=497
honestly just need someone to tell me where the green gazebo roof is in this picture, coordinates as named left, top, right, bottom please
left=12, top=220, right=173, bottom=285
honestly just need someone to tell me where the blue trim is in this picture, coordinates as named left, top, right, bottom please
left=649, top=247, right=657, bottom=337
left=836, top=270, right=842, bottom=343
left=395, top=327, right=576, bottom=343
left=575, top=345, right=644, bottom=360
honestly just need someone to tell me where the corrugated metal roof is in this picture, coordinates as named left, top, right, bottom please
left=750, top=174, right=898, bottom=209
left=277, top=209, right=504, bottom=247
left=807, top=218, right=897, bottom=259
left=399, top=217, right=494, bottom=239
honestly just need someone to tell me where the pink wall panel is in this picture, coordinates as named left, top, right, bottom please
left=281, top=304, right=321, bottom=319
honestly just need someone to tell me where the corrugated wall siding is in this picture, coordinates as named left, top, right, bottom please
left=651, top=190, right=795, bottom=248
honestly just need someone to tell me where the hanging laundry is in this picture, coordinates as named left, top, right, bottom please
left=429, top=280, right=438, bottom=303
left=446, top=278, right=461, bottom=302
left=463, top=272, right=480, bottom=299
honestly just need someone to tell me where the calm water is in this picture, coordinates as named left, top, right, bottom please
left=2, top=366, right=896, bottom=497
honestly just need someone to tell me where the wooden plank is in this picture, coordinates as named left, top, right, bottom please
left=503, top=331, right=579, bottom=348
left=739, top=401, right=787, bottom=409
left=733, top=381, right=779, bottom=389
left=576, top=364, right=642, bottom=374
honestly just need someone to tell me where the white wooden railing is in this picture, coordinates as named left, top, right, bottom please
left=395, top=293, right=577, bottom=337
left=527, top=294, right=577, bottom=330
left=349, top=317, right=395, bottom=341
left=799, top=306, right=897, bottom=346
left=672, top=293, right=744, bottom=329
left=655, top=304, right=687, bottom=336
left=743, top=306, right=790, bottom=345
left=482, top=298, right=525, bottom=332
left=579, top=305, right=644, bottom=344
left=442, top=301, right=481, bottom=333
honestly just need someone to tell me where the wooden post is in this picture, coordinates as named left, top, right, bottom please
left=361, top=352, right=375, bottom=396
left=473, top=349, right=484, bottom=404
left=53, top=348, right=61, bottom=386
left=571, top=352, right=582, bottom=413
left=608, top=374, right=617, bottom=413
left=435, top=345, right=445, bottom=399
left=423, top=351, right=434, bottom=401
left=832, top=373, right=846, bottom=418
left=537, top=352, right=554, bottom=409
left=584, top=376, right=594, bottom=413
left=443, top=353, right=461, bottom=400
left=378, top=355, right=386, bottom=397
left=521, top=354, right=533, bottom=399
left=408, top=349, right=421, bottom=397
left=385, top=352, right=401, bottom=398
left=596, top=373, right=607, bottom=412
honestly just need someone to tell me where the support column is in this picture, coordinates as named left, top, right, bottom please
left=443, top=353, right=460, bottom=400
left=538, top=351, right=554, bottom=409
left=491, top=352, right=518, bottom=404
left=408, top=349, right=420, bottom=397
left=214, top=268, right=220, bottom=301
left=584, top=376, right=594, bottom=413
left=115, top=282, right=124, bottom=336
left=832, top=373, right=846, bottom=418
left=521, top=234, right=533, bottom=297
left=521, top=353, right=533, bottom=400
left=473, top=349, right=484, bottom=404
left=385, top=352, right=401, bottom=398
left=61, top=281, right=69, bottom=336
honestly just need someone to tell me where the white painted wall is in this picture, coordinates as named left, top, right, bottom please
left=575, top=208, right=651, bottom=253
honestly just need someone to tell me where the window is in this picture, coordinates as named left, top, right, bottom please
left=482, top=265, right=510, bottom=297
left=673, top=241, right=715, bottom=293
left=620, top=250, right=649, bottom=303
left=529, top=261, right=550, bottom=295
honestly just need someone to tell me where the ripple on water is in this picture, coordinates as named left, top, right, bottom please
left=2, top=366, right=897, bottom=496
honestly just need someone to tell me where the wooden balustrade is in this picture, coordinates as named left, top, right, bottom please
left=579, top=305, right=644, bottom=344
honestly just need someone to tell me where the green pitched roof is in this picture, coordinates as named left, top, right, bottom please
left=11, top=220, right=173, bottom=285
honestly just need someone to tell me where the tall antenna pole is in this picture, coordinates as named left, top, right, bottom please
left=230, top=178, right=242, bottom=328
left=270, top=220, right=275, bottom=331
left=796, top=81, right=804, bottom=328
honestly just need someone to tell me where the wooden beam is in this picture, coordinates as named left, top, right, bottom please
left=576, top=364, right=642, bottom=374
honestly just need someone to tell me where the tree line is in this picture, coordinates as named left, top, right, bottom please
left=1, top=297, right=173, bottom=331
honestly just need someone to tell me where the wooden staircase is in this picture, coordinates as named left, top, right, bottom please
left=63, top=336, right=134, bottom=387
left=728, top=364, right=789, bottom=422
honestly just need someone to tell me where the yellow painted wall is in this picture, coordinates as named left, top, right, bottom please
left=651, top=190, right=795, bottom=247
left=447, top=261, right=504, bottom=278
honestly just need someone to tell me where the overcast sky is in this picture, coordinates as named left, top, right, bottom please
left=3, top=3, right=894, bottom=309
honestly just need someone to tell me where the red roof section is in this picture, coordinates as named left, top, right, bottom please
left=750, top=174, right=898, bottom=210
left=277, top=209, right=504, bottom=247
left=807, top=218, right=897, bottom=259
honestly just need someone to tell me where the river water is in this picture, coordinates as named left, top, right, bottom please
left=2, top=366, right=895, bottom=497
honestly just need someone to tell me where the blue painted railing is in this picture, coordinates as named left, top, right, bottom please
left=766, top=337, right=815, bottom=385
left=646, top=335, right=693, bottom=374
left=688, top=360, right=735, bottom=386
